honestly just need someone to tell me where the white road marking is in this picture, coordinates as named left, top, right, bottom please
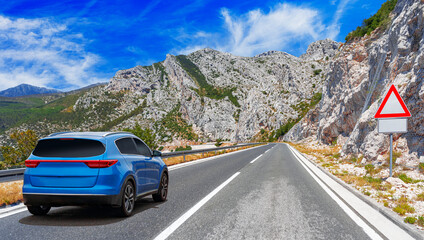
left=168, top=145, right=265, bottom=171
left=250, top=154, right=262, bottom=164
left=288, top=145, right=414, bottom=240
left=0, top=203, right=27, bottom=219
left=153, top=172, right=241, bottom=240
left=0, top=145, right=268, bottom=219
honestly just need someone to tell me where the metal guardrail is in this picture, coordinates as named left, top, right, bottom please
left=0, top=168, right=25, bottom=178
left=161, top=143, right=260, bottom=158
left=0, top=143, right=263, bottom=180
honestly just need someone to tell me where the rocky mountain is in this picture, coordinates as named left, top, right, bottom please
left=0, top=40, right=339, bottom=145
left=284, top=0, right=424, bottom=166
left=75, top=42, right=340, bottom=143
left=0, top=84, right=60, bottom=97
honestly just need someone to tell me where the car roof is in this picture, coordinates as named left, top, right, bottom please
left=43, top=131, right=135, bottom=140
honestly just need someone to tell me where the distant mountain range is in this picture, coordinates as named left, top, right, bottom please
left=0, top=84, right=61, bottom=97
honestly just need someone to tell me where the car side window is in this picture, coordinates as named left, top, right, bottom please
left=133, top=138, right=152, bottom=157
left=116, top=137, right=138, bottom=155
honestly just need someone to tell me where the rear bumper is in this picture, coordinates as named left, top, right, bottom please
left=23, top=193, right=121, bottom=207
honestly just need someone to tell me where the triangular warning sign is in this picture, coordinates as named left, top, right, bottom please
left=374, top=84, right=411, bottom=118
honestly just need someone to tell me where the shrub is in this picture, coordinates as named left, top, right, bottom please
left=416, top=193, right=424, bottom=201
left=365, top=164, right=375, bottom=176
left=404, top=217, right=416, bottom=224
left=393, top=203, right=415, bottom=215
left=313, top=69, right=322, bottom=76
left=418, top=216, right=424, bottom=227
left=175, top=146, right=192, bottom=151
left=398, top=173, right=420, bottom=184
left=215, top=139, right=223, bottom=147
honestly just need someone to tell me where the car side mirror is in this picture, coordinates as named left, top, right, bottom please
left=152, top=150, right=162, bottom=157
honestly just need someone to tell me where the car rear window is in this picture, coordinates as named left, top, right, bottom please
left=32, top=138, right=105, bottom=158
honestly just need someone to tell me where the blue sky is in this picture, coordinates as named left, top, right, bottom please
left=0, top=0, right=388, bottom=91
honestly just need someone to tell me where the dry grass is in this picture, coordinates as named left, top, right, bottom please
left=164, top=145, right=259, bottom=166
left=0, top=180, right=23, bottom=206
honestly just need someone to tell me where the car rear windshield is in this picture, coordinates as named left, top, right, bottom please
left=32, top=138, right=105, bottom=158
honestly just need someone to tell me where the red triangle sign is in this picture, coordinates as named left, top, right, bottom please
left=374, top=85, right=411, bottom=118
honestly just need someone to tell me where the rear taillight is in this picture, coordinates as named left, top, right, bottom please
left=25, top=160, right=40, bottom=168
left=24, top=159, right=118, bottom=168
left=84, top=160, right=118, bottom=168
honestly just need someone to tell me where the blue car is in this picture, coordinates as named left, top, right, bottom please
left=23, top=132, right=168, bottom=217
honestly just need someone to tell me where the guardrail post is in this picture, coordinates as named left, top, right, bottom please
left=215, top=150, right=217, bottom=155
left=183, top=155, right=186, bottom=162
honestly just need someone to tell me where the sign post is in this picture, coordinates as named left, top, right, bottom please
left=374, top=85, right=411, bottom=177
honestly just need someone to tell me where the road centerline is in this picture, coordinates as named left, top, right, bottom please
left=250, top=154, right=262, bottom=164
left=153, top=172, right=241, bottom=240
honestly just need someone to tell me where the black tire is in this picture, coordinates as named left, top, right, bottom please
left=27, top=205, right=51, bottom=216
left=153, top=173, right=168, bottom=202
left=119, top=180, right=135, bottom=217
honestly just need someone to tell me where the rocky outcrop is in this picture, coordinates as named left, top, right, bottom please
left=300, top=39, right=340, bottom=61
left=285, top=0, right=424, bottom=166
left=72, top=40, right=339, bottom=142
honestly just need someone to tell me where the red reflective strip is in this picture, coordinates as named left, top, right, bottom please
left=24, top=159, right=118, bottom=168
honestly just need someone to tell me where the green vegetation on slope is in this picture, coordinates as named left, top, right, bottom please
left=0, top=86, right=124, bottom=134
left=96, top=99, right=146, bottom=131
left=345, top=0, right=397, bottom=42
left=175, top=55, right=240, bottom=107
left=274, top=92, right=322, bottom=139
left=0, top=94, right=79, bottom=133
left=155, top=103, right=198, bottom=142
left=0, top=130, right=38, bottom=169
left=123, top=123, right=158, bottom=150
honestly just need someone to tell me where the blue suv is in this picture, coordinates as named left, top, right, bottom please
left=23, top=132, right=168, bottom=217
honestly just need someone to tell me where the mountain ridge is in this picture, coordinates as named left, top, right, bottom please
left=0, top=84, right=61, bottom=97
left=0, top=40, right=339, bottom=145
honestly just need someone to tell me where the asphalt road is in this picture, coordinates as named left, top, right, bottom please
left=0, top=174, right=23, bottom=183
left=0, top=144, right=372, bottom=240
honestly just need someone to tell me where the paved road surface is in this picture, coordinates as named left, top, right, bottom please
left=0, top=144, right=384, bottom=239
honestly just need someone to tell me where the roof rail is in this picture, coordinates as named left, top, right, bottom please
left=48, top=131, right=73, bottom=137
left=102, top=131, right=133, bottom=137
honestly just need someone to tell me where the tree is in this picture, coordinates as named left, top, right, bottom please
left=0, top=130, right=38, bottom=168
left=123, top=124, right=158, bottom=150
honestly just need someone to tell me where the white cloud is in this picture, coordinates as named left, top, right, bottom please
left=0, top=15, right=106, bottom=91
left=216, top=4, right=326, bottom=56
left=326, top=0, right=352, bottom=40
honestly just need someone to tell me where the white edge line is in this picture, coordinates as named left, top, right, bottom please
left=287, top=145, right=383, bottom=240
left=0, top=206, right=27, bottom=219
left=154, top=172, right=241, bottom=240
left=250, top=155, right=262, bottom=164
left=0, top=203, right=25, bottom=214
left=168, top=145, right=265, bottom=171
left=0, top=145, right=265, bottom=219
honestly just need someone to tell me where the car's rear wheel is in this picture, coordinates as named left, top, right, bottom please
left=27, top=205, right=51, bottom=216
left=153, top=173, right=168, bottom=202
left=119, top=181, right=135, bottom=217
